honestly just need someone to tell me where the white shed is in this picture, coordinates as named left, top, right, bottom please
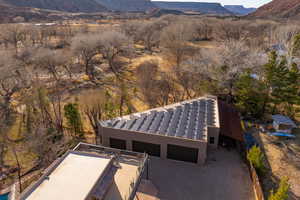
left=272, top=115, right=297, bottom=134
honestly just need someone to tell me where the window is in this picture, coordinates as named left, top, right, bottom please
left=209, top=137, right=215, bottom=144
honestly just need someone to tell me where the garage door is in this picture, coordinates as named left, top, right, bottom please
left=132, top=141, right=161, bottom=157
left=167, top=144, right=198, bottom=163
left=109, top=138, right=126, bottom=150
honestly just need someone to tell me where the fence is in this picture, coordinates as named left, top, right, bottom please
left=247, top=160, right=265, bottom=200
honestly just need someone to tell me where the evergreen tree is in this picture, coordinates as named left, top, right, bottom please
left=235, top=71, right=267, bottom=119
left=263, top=51, right=300, bottom=117
left=64, top=103, right=83, bottom=138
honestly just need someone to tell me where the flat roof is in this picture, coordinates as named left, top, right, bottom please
left=20, top=144, right=148, bottom=200
left=101, top=96, right=219, bottom=141
left=23, top=152, right=111, bottom=200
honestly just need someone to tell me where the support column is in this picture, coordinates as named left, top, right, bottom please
left=127, top=140, right=132, bottom=151
left=161, top=143, right=167, bottom=159
left=197, top=145, right=207, bottom=165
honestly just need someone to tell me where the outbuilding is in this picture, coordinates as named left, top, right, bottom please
left=272, top=114, right=297, bottom=134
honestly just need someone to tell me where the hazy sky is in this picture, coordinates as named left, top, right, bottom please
left=152, top=0, right=273, bottom=8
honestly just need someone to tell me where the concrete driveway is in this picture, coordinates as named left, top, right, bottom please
left=147, top=148, right=254, bottom=200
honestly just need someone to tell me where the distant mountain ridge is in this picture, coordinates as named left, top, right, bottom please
left=152, top=1, right=232, bottom=14
left=0, top=0, right=236, bottom=15
left=1, top=0, right=156, bottom=13
left=94, top=0, right=156, bottom=12
left=250, top=0, right=300, bottom=18
left=0, top=3, right=68, bottom=23
left=2, top=0, right=107, bottom=12
left=224, top=5, right=256, bottom=15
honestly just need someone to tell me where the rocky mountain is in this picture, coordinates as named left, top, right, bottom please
left=250, top=0, right=300, bottom=18
left=148, top=8, right=183, bottom=17
left=94, top=0, right=156, bottom=12
left=0, top=3, right=58, bottom=23
left=224, top=5, right=256, bottom=15
left=152, top=1, right=232, bottom=14
left=1, top=0, right=107, bottom=13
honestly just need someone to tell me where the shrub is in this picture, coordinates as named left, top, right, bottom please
left=268, top=177, right=290, bottom=200
left=247, top=145, right=266, bottom=175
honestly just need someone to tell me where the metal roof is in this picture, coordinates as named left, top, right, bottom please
left=272, top=115, right=296, bottom=127
left=101, top=97, right=219, bottom=141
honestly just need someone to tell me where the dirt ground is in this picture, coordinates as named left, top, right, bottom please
left=253, top=130, right=300, bottom=200
left=147, top=148, right=254, bottom=200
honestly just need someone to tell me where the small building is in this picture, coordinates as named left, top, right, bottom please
left=272, top=114, right=297, bottom=134
left=19, top=143, right=148, bottom=200
left=99, top=96, right=220, bottom=165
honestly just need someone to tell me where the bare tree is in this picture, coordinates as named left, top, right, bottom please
left=137, top=20, right=168, bottom=52
left=271, top=25, right=300, bottom=65
left=71, top=34, right=101, bottom=80
left=160, top=22, right=195, bottom=67
left=121, top=21, right=141, bottom=42
left=23, top=86, right=69, bottom=167
left=0, top=51, right=30, bottom=168
left=187, top=40, right=266, bottom=102
left=193, top=18, right=214, bottom=41
left=84, top=103, right=102, bottom=144
left=0, top=24, right=27, bottom=54
left=136, top=60, right=159, bottom=107
left=214, top=20, right=249, bottom=42
left=99, top=31, right=133, bottom=77
left=135, top=60, right=180, bottom=107
left=32, top=48, right=70, bottom=81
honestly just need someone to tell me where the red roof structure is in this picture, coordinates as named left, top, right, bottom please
left=218, top=101, right=244, bottom=142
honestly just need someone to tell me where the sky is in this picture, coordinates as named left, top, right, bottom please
left=152, top=0, right=273, bottom=8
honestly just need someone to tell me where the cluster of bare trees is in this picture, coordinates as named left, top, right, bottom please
left=0, top=22, right=139, bottom=182
left=0, top=15, right=300, bottom=188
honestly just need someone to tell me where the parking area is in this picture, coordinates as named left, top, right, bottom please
left=147, top=148, right=254, bottom=200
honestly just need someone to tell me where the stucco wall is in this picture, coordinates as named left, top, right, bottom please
left=99, top=126, right=207, bottom=164
left=207, top=126, right=220, bottom=148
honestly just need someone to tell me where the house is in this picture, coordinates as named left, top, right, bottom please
left=19, top=143, right=148, bottom=200
left=98, top=96, right=220, bottom=165
left=272, top=114, right=297, bottom=134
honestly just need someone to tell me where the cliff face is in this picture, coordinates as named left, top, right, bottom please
left=152, top=1, right=232, bottom=14
left=250, top=0, right=300, bottom=18
left=2, top=0, right=107, bottom=13
left=94, top=0, right=156, bottom=12
left=0, top=3, right=66, bottom=23
left=224, top=5, right=256, bottom=15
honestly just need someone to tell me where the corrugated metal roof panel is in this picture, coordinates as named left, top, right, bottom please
left=101, top=97, right=219, bottom=141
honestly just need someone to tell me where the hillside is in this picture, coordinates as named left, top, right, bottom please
left=250, top=0, right=300, bottom=18
left=94, top=0, right=156, bottom=12
left=152, top=1, right=232, bottom=14
left=147, top=8, right=184, bottom=17
left=224, top=5, right=256, bottom=15
left=2, top=0, right=107, bottom=13
left=0, top=3, right=63, bottom=23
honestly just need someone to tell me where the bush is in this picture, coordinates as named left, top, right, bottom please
left=268, top=177, right=290, bottom=200
left=247, top=146, right=266, bottom=175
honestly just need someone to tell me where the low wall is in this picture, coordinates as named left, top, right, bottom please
left=247, top=161, right=265, bottom=200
